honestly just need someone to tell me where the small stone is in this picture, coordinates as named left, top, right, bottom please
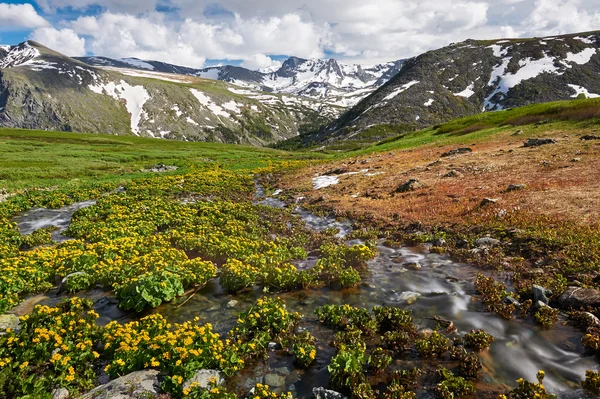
left=141, top=164, right=178, bottom=173
left=512, top=130, right=524, bottom=136
left=395, top=291, right=422, bottom=305
left=571, top=158, right=581, bottom=162
left=523, top=138, right=557, bottom=147
left=506, top=184, right=526, bottom=192
left=313, top=387, right=348, bottom=399
left=395, top=179, right=423, bottom=193
left=183, top=370, right=224, bottom=390
left=432, top=238, right=446, bottom=247
left=441, top=147, right=473, bottom=157
left=443, top=170, right=463, bottom=178
left=226, top=300, right=239, bottom=309
left=404, top=262, right=422, bottom=270
left=504, top=296, right=521, bottom=307
left=475, top=237, right=500, bottom=247
left=268, top=342, right=279, bottom=350
left=480, top=198, right=500, bottom=206
left=581, top=312, right=600, bottom=328
left=52, top=388, right=69, bottom=399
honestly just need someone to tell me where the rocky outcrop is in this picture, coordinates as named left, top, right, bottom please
left=559, top=287, right=600, bottom=309
left=80, top=370, right=161, bottom=399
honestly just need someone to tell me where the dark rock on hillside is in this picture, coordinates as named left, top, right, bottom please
left=442, top=147, right=473, bottom=157
left=395, top=179, right=423, bottom=193
left=580, top=135, right=600, bottom=140
left=524, top=138, right=557, bottom=147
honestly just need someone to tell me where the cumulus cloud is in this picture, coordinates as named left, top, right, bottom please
left=0, top=3, right=49, bottom=29
left=29, top=27, right=86, bottom=56
left=10, top=0, right=600, bottom=67
left=241, top=54, right=282, bottom=71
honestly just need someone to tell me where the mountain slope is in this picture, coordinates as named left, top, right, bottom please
left=77, top=55, right=405, bottom=107
left=306, top=31, right=600, bottom=144
left=0, top=41, right=341, bottom=145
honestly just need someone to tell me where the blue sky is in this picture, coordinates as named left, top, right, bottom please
left=1, top=0, right=598, bottom=69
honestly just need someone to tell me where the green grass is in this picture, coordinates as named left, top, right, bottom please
left=338, top=98, right=600, bottom=157
left=0, top=128, right=324, bottom=190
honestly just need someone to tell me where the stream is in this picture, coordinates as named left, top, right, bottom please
left=13, top=186, right=598, bottom=398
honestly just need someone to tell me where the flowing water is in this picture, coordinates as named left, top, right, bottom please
left=14, top=199, right=96, bottom=242
left=13, top=186, right=598, bottom=398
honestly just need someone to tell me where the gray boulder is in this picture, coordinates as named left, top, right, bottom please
left=80, top=370, right=160, bottom=399
left=313, top=387, right=348, bottom=399
left=559, top=287, right=600, bottom=309
left=52, top=388, right=69, bottom=399
left=183, top=369, right=224, bottom=390
left=533, top=285, right=552, bottom=305
left=0, top=314, right=20, bottom=333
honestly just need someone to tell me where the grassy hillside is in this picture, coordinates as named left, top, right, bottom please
left=0, top=128, right=321, bottom=190
left=296, top=97, right=600, bottom=153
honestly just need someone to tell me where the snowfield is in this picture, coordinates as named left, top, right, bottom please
left=89, top=80, right=150, bottom=135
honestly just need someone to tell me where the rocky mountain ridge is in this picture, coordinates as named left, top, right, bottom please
left=76, top=55, right=405, bottom=107
left=306, top=30, right=600, bottom=144
left=0, top=41, right=340, bottom=145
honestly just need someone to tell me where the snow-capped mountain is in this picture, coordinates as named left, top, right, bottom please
left=0, top=41, right=341, bottom=145
left=306, top=30, right=600, bottom=144
left=77, top=55, right=405, bottom=107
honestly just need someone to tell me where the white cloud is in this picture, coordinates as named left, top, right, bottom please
left=29, top=27, right=86, bottom=56
left=241, top=54, right=282, bottom=71
left=0, top=3, right=49, bottom=29
left=14, top=0, right=600, bottom=67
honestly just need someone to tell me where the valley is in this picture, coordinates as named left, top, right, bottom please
left=1, top=25, right=600, bottom=399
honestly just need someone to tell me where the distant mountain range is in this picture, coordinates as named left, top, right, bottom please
left=76, top=55, right=405, bottom=107
left=303, top=30, right=600, bottom=145
left=0, top=41, right=344, bottom=145
left=2, top=30, right=600, bottom=148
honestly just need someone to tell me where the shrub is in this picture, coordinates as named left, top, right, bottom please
left=463, top=330, right=494, bottom=351
left=582, top=370, right=600, bottom=396
left=415, top=331, right=450, bottom=358
left=436, top=367, right=476, bottom=399
left=328, top=348, right=366, bottom=389
left=219, top=259, right=258, bottom=293
left=367, top=347, right=392, bottom=373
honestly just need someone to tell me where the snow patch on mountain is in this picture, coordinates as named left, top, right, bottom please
left=568, top=84, right=600, bottom=98
left=454, top=82, right=475, bottom=98
left=384, top=80, right=420, bottom=101
left=564, top=48, right=598, bottom=65
left=88, top=80, right=150, bottom=135
left=189, top=89, right=231, bottom=120
left=119, top=58, right=155, bottom=70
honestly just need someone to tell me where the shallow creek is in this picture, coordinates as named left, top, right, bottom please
left=14, top=187, right=598, bottom=398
